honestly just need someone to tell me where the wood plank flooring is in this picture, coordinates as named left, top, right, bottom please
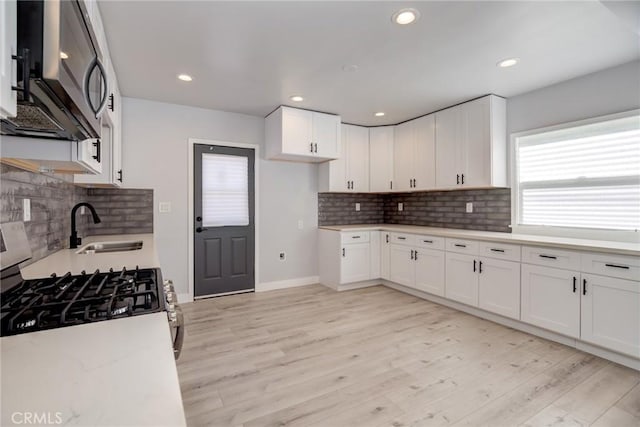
left=177, top=285, right=640, bottom=427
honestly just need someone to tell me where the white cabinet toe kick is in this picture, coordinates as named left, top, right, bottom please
left=318, top=228, right=640, bottom=370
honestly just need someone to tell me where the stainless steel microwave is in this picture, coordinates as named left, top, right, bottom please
left=1, top=0, right=108, bottom=141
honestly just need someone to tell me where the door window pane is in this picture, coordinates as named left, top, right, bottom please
left=202, top=153, right=249, bottom=227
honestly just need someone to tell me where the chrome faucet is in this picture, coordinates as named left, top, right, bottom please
left=70, top=203, right=101, bottom=249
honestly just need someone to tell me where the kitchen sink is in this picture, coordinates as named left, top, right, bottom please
left=76, top=240, right=143, bottom=254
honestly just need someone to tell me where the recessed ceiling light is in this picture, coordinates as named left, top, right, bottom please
left=177, top=74, right=193, bottom=82
left=392, top=8, right=420, bottom=25
left=375, top=112, right=385, bottom=117
left=60, top=51, right=69, bottom=59
left=497, top=58, right=519, bottom=68
left=342, top=64, right=359, bottom=73
left=290, top=95, right=304, bottom=102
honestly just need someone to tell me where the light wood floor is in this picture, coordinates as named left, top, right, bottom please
left=177, top=285, right=640, bottom=427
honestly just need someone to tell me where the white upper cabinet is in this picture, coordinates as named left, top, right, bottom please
left=369, top=126, right=394, bottom=192
left=0, top=0, right=17, bottom=118
left=319, top=124, right=369, bottom=192
left=435, top=95, right=507, bottom=189
left=266, top=106, right=341, bottom=162
left=394, top=114, right=436, bottom=192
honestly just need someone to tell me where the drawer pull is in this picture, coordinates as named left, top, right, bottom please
left=583, top=278, right=587, bottom=295
left=605, top=263, right=630, bottom=270
left=351, top=236, right=361, bottom=239
left=490, top=248, right=505, bottom=253
left=539, top=254, right=557, bottom=260
left=423, top=240, right=433, bottom=243
left=397, top=237, right=406, bottom=240
left=454, top=244, right=466, bottom=248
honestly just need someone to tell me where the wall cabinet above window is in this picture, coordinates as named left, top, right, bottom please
left=265, top=106, right=341, bottom=162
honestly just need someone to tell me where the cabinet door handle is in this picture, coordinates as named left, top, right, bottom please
left=385, top=234, right=389, bottom=243
left=461, top=174, right=464, bottom=184
left=423, top=240, right=433, bottom=244
left=397, top=237, right=406, bottom=240
left=92, top=139, right=101, bottom=162
left=342, top=248, right=345, bottom=257
left=414, top=250, right=418, bottom=261
left=457, top=174, right=460, bottom=185
left=490, top=248, right=504, bottom=253
left=410, top=250, right=414, bottom=260
left=117, top=169, right=123, bottom=182
left=310, top=143, right=314, bottom=153
left=473, top=260, right=476, bottom=272
left=390, top=181, right=393, bottom=190
left=314, top=143, right=318, bottom=153
left=479, top=261, right=482, bottom=273
left=351, top=235, right=361, bottom=239
left=108, top=93, right=114, bottom=112
left=409, top=179, right=413, bottom=188
left=583, top=278, right=587, bottom=295
left=573, top=276, right=577, bottom=293
left=539, top=254, right=557, bottom=260
left=454, top=243, right=466, bottom=248
left=605, top=263, right=630, bottom=270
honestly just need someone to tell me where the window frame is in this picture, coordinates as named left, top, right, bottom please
left=510, top=109, right=640, bottom=243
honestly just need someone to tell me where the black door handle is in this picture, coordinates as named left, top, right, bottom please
left=583, top=278, right=587, bottom=295
left=457, top=174, right=460, bottom=184
left=385, top=234, right=389, bottom=243
left=108, top=93, right=114, bottom=112
left=461, top=174, right=464, bottom=184
left=342, top=248, right=345, bottom=257
left=196, top=227, right=208, bottom=233
left=414, top=250, right=418, bottom=261
left=573, top=276, right=577, bottom=293
left=478, top=261, right=482, bottom=273
left=473, top=260, right=476, bottom=272
left=92, top=139, right=101, bottom=162
left=117, top=169, right=122, bottom=182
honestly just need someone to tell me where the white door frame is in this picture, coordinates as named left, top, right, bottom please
left=186, top=138, right=260, bottom=302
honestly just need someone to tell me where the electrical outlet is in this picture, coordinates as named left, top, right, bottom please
left=159, top=202, right=171, bottom=213
left=297, top=220, right=303, bottom=230
left=279, top=252, right=286, bottom=261
left=355, top=203, right=360, bottom=212
left=466, top=202, right=473, bottom=213
left=398, top=202, right=404, bottom=212
left=22, top=199, right=31, bottom=222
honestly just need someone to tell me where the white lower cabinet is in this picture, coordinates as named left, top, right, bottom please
left=521, top=264, right=580, bottom=338
left=341, top=242, right=371, bottom=284
left=415, top=248, right=445, bottom=296
left=478, top=258, right=520, bottom=320
left=445, top=252, right=478, bottom=306
left=389, top=244, right=414, bottom=287
left=581, top=273, right=640, bottom=357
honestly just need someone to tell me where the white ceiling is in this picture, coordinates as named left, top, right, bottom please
left=98, top=1, right=640, bottom=126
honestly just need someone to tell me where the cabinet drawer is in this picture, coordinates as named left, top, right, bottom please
left=341, top=231, right=370, bottom=244
left=445, top=238, right=479, bottom=255
left=389, top=233, right=416, bottom=246
left=581, top=252, right=640, bottom=282
left=522, top=246, right=581, bottom=271
left=415, top=235, right=445, bottom=250
left=478, top=241, right=521, bottom=262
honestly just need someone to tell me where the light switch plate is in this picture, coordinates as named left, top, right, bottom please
left=22, top=199, right=31, bottom=222
left=355, top=203, right=360, bottom=212
left=159, top=202, right=171, bottom=213
left=466, top=202, right=473, bottom=213
left=398, top=202, right=404, bottom=212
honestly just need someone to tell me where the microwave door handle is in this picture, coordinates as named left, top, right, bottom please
left=83, top=57, right=109, bottom=118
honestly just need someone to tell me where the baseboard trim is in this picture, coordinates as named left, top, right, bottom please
left=257, top=276, right=319, bottom=292
left=383, top=281, right=640, bottom=371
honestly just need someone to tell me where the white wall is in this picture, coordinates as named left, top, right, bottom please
left=507, top=60, right=640, bottom=134
left=121, top=98, right=318, bottom=297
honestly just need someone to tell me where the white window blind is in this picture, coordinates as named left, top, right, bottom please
left=201, top=153, right=249, bottom=227
left=515, top=114, right=640, bottom=233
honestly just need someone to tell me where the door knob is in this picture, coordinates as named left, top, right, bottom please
left=196, top=227, right=208, bottom=233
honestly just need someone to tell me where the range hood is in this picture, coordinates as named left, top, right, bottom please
left=0, top=135, right=101, bottom=174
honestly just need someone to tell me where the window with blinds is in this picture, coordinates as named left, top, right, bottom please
left=201, top=153, right=249, bottom=227
left=514, top=113, right=640, bottom=236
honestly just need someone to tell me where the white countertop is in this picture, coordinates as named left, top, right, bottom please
left=1, top=312, right=186, bottom=426
left=320, top=224, right=640, bottom=256
left=20, top=234, right=160, bottom=279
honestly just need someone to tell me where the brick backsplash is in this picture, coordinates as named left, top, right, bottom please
left=86, top=188, right=153, bottom=235
left=318, top=188, right=511, bottom=232
left=1, top=164, right=154, bottom=267
left=318, top=193, right=384, bottom=225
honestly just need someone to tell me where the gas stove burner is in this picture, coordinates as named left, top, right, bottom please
left=1, top=267, right=163, bottom=336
